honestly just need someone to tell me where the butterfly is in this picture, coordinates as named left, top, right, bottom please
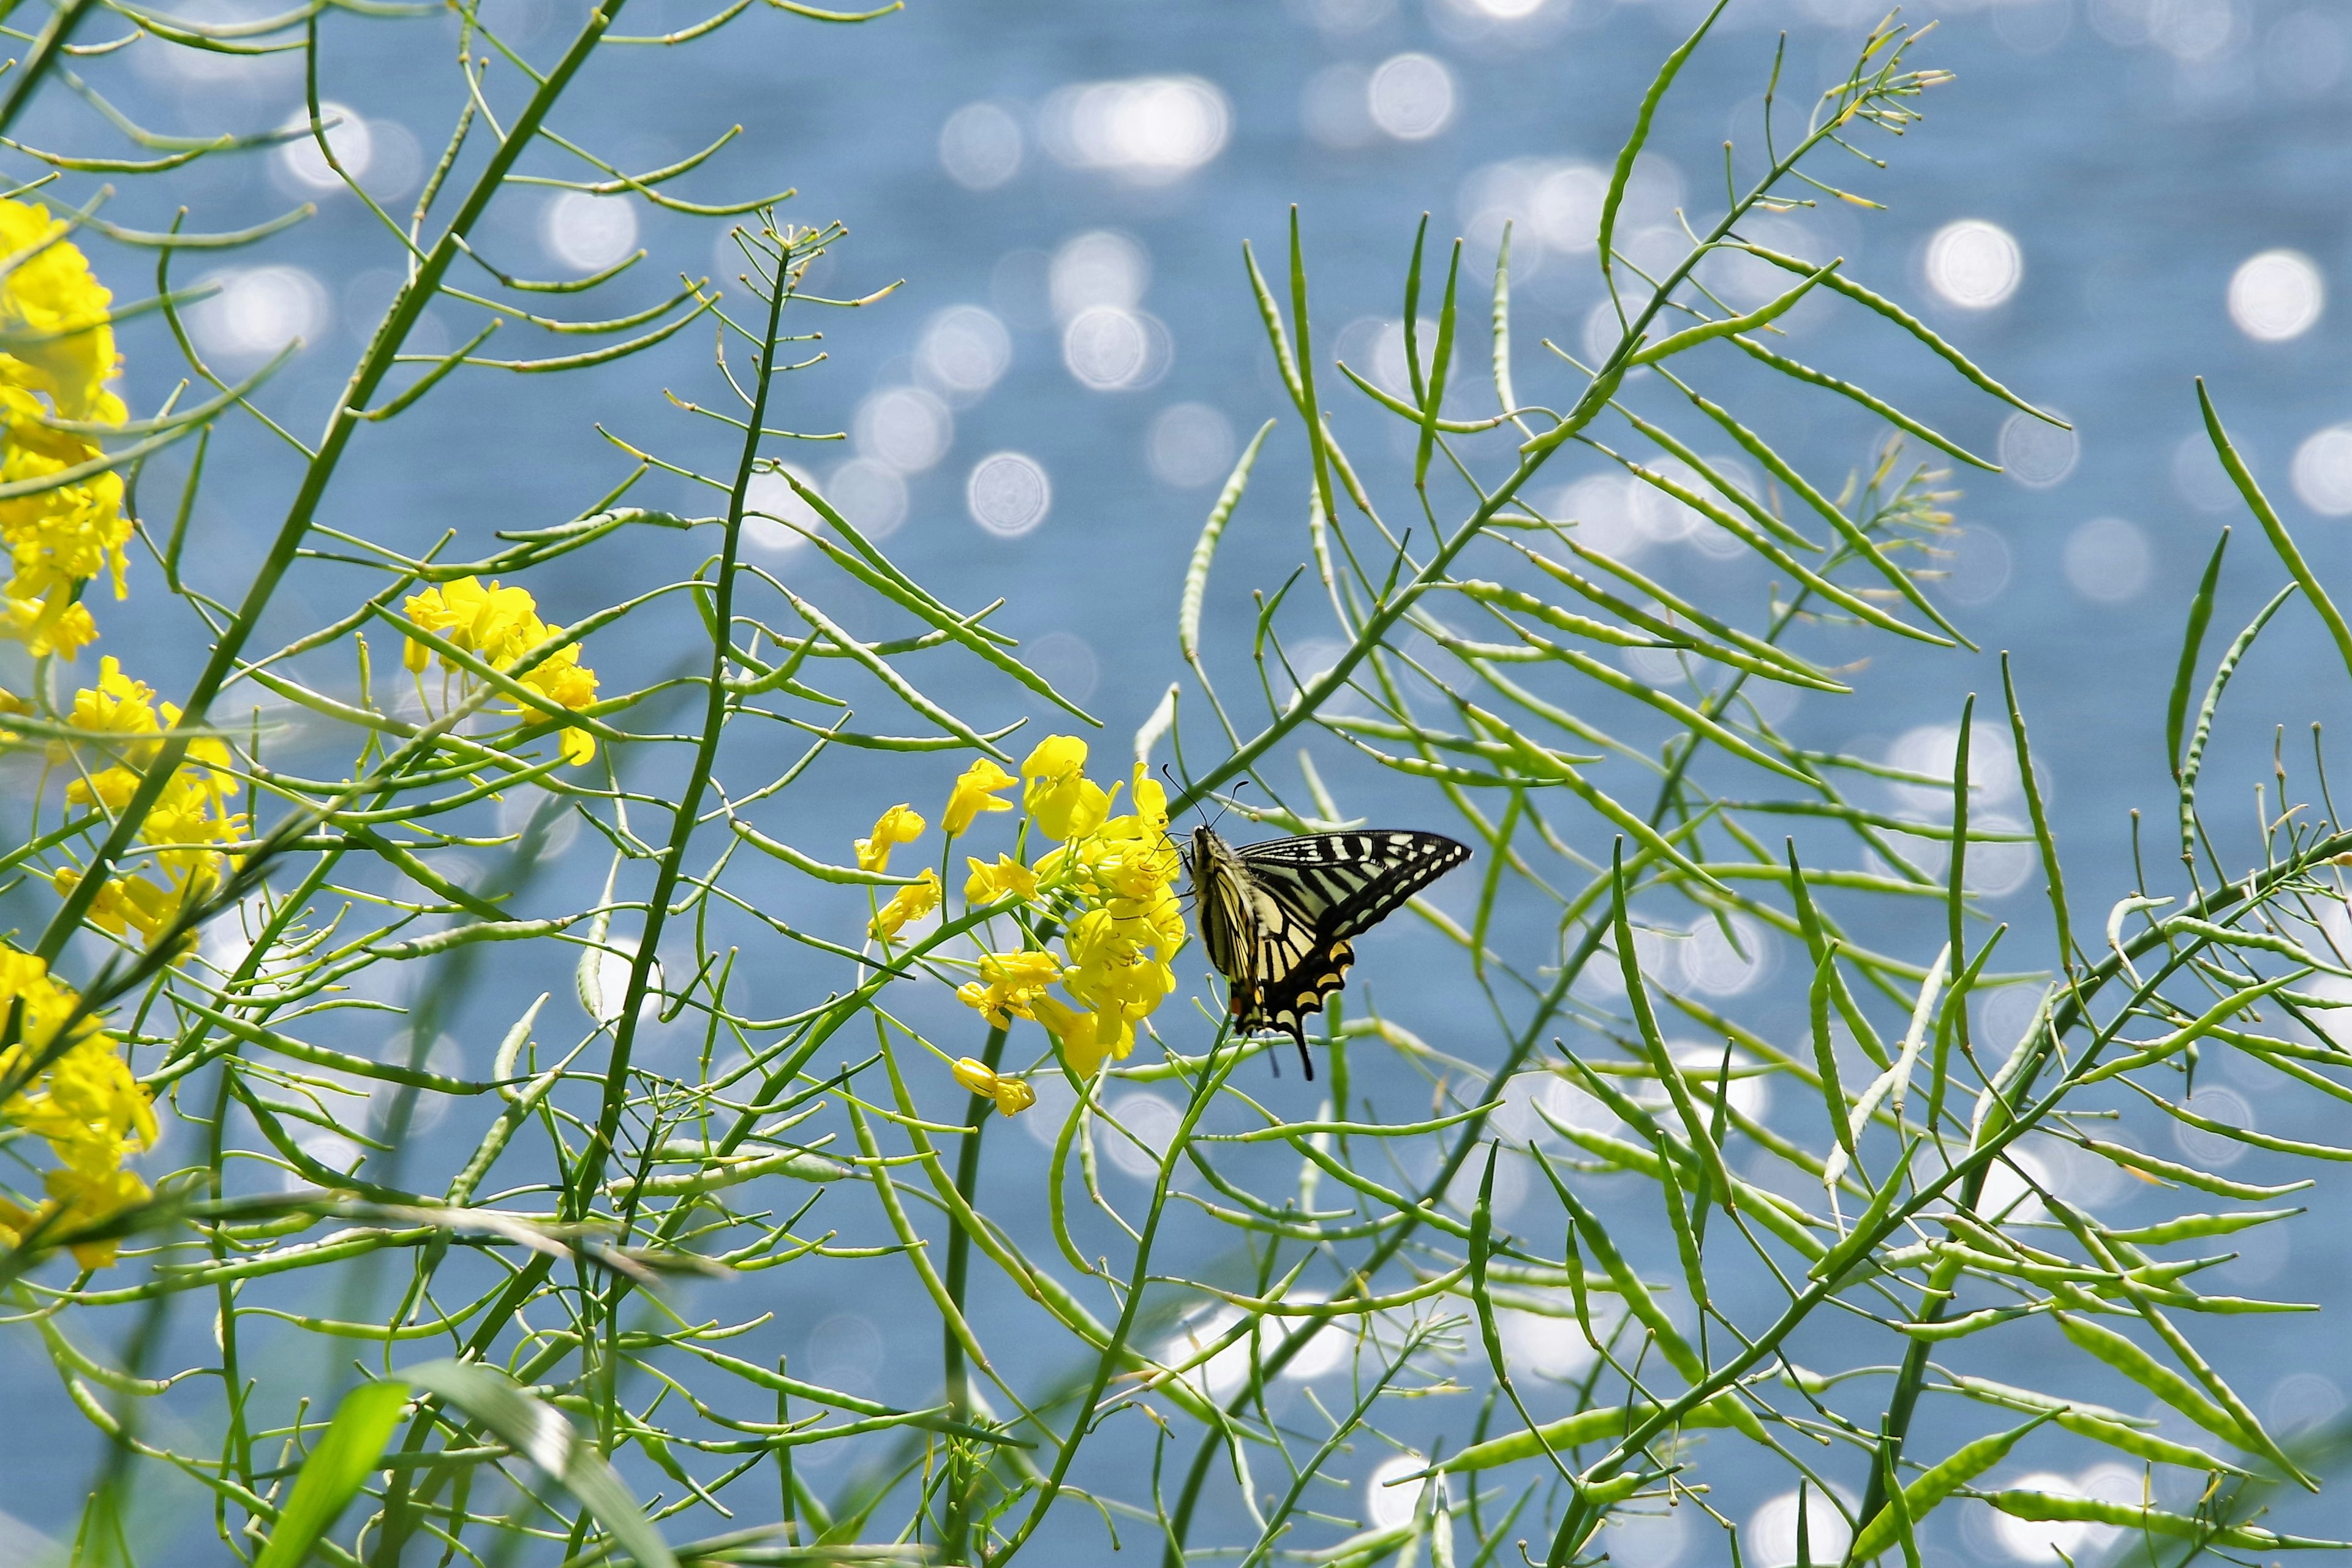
left=1185, top=825, right=1471, bottom=1077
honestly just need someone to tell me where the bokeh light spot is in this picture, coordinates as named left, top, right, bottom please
left=967, top=451, right=1052, bottom=537
left=1924, top=218, right=2022, bottom=309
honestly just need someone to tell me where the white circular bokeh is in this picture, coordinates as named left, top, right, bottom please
left=2000, top=411, right=2079, bottom=489
left=826, top=458, right=908, bottom=540
left=2064, top=516, right=2153, bottom=604
left=2228, top=249, right=2324, bottom=342
left=1061, top=306, right=1169, bottom=391
left=967, top=451, right=1052, bottom=538
left=2173, top=1086, right=2254, bottom=1168
left=1966, top=814, right=2038, bottom=899
left=1602, top=1507, right=1689, bottom=1568
left=1553, top=474, right=1643, bottom=559
left=579, top=937, right=663, bottom=1028
left=854, top=386, right=954, bottom=473
left=1276, top=1296, right=1352, bottom=1381
left=194, top=266, right=330, bottom=360
left=1887, top=721, right=2025, bottom=813
left=1039, top=75, right=1230, bottom=185
left=1049, top=230, right=1150, bottom=320
left=543, top=191, right=638, bottom=271
left=1924, top=218, right=2022, bottom=309
left=1367, top=53, right=1456, bottom=141
left=1497, top=1305, right=1605, bottom=1382
left=1532, top=162, right=1610, bottom=254
left=938, top=101, right=1025, bottom=191
left=743, top=464, right=821, bottom=556
left=1102, top=1090, right=1181, bottom=1178
left=1161, top=1308, right=1254, bottom=1404
left=2291, top=423, right=2352, bottom=514
left=916, top=306, right=1012, bottom=402
left=1147, top=402, right=1236, bottom=489
left=1746, top=1489, right=1850, bottom=1568
left=1972, top=1147, right=2054, bottom=1224
left=275, top=102, right=372, bottom=190
left=497, top=782, right=582, bottom=860
left=1365, top=1453, right=1439, bottom=1531
left=1680, top=916, right=1773, bottom=998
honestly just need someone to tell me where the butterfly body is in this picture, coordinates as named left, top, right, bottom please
left=1186, top=825, right=1471, bottom=1076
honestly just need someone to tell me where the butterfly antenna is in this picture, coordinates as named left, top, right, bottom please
left=1207, top=778, right=1249, bottom=834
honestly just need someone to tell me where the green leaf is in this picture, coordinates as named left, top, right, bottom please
left=2166, top=529, right=2230, bottom=782
left=2051, top=1314, right=2253, bottom=1453
left=252, top=1379, right=411, bottom=1568
left=1597, top=0, right=1729, bottom=296
left=2178, top=582, right=2296, bottom=868
left=398, top=1359, right=680, bottom=1568
left=1999, top=653, right=2073, bottom=978
left=1978, top=1489, right=2345, bottom=1550
left=2199, top=377, right=2352, bottom=685
left=1179, top=418, right=1276, bottom=665
left=1848, top=1413, right=2053, bottom=1561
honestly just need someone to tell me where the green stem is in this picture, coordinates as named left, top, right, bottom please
left=939, top=1017, right=1011, bottom=1564
left=563, top=224, right=781, bottom=1220
left=36, top=0, right=634, bottom=965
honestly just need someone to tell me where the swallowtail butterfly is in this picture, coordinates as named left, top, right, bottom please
left=1185, top=826, right=1471, bottom=1077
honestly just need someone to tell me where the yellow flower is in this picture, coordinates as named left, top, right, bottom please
left=1, top=595, right=96, bottom=659
left=942, top=756, right=1018, bottom=835
left=1021, top=734, right=1110, bottom=842
left=0, top=200, right=124, bottom=421
left=855, top=803, right=926, bottom=873
left=0, top=200, right=130, bottom=662
left=955, top=949, right=1060, bottom=1025
left=402, top=576, right=600, bottom=763
left=963, top=853, right=1038, bottom=906
left=1031, top=993, right=1134, bottom=1080
left=403, top=576, right=540, bottom=671
left=0, top=946, right=151, bottom=1266
left=53, top=867, right=187, bottom=948
left=949, top=1057, right=1036, bottom=1117
left=1063, top=906, right=1178, bottom=1020
left=869, top=869, right=941, bottom=941
left=42, top=1164, right=149, bottom=1268
left=50, top=658, right=244, bottom=954
left=61, top=654, right=159, bottom=750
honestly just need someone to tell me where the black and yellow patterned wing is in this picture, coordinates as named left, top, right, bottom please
left=1187, top=826, right=1470, bottom=1076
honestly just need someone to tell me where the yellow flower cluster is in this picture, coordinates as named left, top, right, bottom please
left=0, top=208, right=172, bottom=1265
left=402, top=576, right=601, bottom=764
left=0, top=950, right=156, bottom=1268
left=948, top=736, right=1186, bottom=1078
left=51, top=657, right=244, bottom=952
left=0, top=199, right=129, bottom=662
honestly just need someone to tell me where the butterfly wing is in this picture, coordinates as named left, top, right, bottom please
left=1193, top=829, right=1471, bottom=1058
